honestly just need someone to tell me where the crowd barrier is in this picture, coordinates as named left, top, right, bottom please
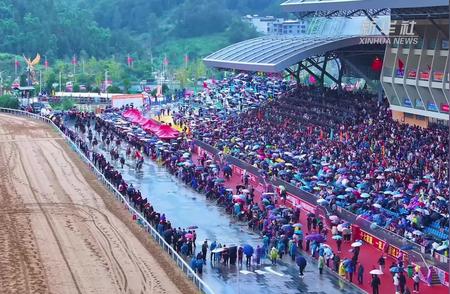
left=192, top=139, right=449, bottom=286
left=0, top=108, right=215, bottom=294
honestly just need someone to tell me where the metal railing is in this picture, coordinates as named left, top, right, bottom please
left=0, top=108, right=215, bottom=294
left=192, top=139, right=448, bottom=275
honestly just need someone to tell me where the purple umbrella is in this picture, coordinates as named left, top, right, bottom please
left=305, top=234, right=326, bottom=243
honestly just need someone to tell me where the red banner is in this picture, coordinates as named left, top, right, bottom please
left=360, top=230, right=405, bottom=260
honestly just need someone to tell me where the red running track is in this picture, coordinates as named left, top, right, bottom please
left=191, top=152, right=448, bottom=294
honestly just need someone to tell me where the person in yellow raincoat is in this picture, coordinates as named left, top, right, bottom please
left=269, top=247, right=279, bottom=265
left=339, top=261, right=346, bottom=277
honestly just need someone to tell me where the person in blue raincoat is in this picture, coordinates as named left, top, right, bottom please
left=311, top=241, right=318, bottom=257
left=262, top=235, right=270, bottom=254
left=181, top=243, right=188, bottom=256
left=190, top=257, right=198, bottom=273
left=289, top=240, right=298, bottom=261
left=277, top=241, right=285, bottom=259
left=196, top=258, right=204, bottom=274
left=210, top=240, right=217, bottom=262
left=243, top=245, right=254, bottom=266
left=296, top=255, right=307, bottom=277
left=345, top=261, right=355, bottom=283
left=234, top=203, right=241, bottom=216
left=255, top=245, right=263, bottom=265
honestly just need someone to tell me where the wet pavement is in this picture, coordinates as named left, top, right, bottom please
left=84, top=137, right=362, bottom=294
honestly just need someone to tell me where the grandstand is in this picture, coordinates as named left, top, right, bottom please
left=204, top=0, right=449, bottom=127
left=202, top=0, right=449, bottom=288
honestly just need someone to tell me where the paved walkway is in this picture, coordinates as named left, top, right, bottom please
left=192, top=152, right=449, bottom=294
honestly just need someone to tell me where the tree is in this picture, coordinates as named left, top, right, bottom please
left=175, top=67, right=189, bottom=88
left=0, top=94, right=19, bottom=108
left=108, top=85, right=121, bottom=93
left=226, top=18, right=259, bottom=44
left=123, top=79, right=131, bottom=94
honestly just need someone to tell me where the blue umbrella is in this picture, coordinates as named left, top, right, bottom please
left=390, top=267, right=404, bottom=273
left=332, top=235, right=343, bottom=240
left=281, top=224, right=293, bottom=231
left=296, top=255, right=307, bottom=267
left=243, top=244, right=254, bottom=256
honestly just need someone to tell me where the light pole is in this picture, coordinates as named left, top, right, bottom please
left=39, top=70, right=42, bottom=95
left=59, top=71, right=62, bottom=93
left=0, top=71, right=3, bottom=96
left=105, top=70, right=109, bottom=102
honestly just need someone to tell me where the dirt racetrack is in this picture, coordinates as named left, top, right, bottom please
left=0, top=113, right=197, bottom=294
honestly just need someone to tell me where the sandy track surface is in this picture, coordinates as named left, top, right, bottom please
left=0, top=114, right=195, bottom=294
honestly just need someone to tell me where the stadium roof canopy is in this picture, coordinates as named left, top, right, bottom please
left=203, top=35, right=368, bottom=72
left=281, top=0, right=448, bottom=12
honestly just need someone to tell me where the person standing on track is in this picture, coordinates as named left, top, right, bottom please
left=371, top=274, right=381, bottom=294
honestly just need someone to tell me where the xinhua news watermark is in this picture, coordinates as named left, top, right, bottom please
left=359, top=20, right=419, bottom=45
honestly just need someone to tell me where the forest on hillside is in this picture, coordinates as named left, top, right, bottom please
left=1, top=0, right=282, bottom=62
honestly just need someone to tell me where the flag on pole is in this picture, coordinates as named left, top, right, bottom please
left=71, top=55, right=77, bottom=65
left=14, top=56, right=19, bottom=76
left=320, top=129, right=323, bottom=140
left=44, top=59, right=49, bottom=69
left=339, top=130, right=343, bottom=141
left=127, top=54, right=134, bottom=67
left=184, top=54, right=189, bottom=67
left=163, top=55, right=169, bottom=65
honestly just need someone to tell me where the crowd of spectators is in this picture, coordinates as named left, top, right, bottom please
left=174, top=78, right=448, bottom=256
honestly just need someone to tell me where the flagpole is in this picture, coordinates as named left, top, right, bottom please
left=14, top=56, right=17, bottom=77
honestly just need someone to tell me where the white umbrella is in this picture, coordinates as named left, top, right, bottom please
left=242, top=189, right=250, bottom=194
left=373, top=203, right=382, bottom=209
left=412, top=230, right=423, bottom=236
left=337, top=224, right=346, bottom=232
left=212, top=248, right=225, bottom=253
left=345, top=187, right=354, bottom=192
left=317, top=198, right=328, bottom=204
left=351, top=242, right=363, bottom=247
left=329, top=215, right=339, bottom=221
left=369, top=269, right=384, bottom=275
left=361, top=193, right=370, bottom=198
left=436, top=244, right=448, bottom=251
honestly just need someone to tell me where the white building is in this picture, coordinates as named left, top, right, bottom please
left=242, top=15, right=308, bottom=36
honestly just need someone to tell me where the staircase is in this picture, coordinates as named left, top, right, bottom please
left=429, top=268, right=442, bottom=285
left=415, top=261, right=443, bottom=286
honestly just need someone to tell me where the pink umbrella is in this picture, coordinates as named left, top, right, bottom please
left=185, top=233, right=193, bottom=239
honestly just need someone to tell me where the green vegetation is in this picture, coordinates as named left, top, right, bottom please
left=0, top=94, right=19, bottom=109
left=0, top=0, right=283, bottom=92
left=50, top=97, right=75, bottom=110
left=0, top=0, right=278, bottom=61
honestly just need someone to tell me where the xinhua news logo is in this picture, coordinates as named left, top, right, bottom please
left=359, top=20, right=419, bottom=45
